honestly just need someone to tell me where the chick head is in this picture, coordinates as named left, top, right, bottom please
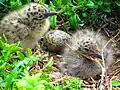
left=24, top=3, right=58, bottom=21
left=71, top=30, right=102, bottom=60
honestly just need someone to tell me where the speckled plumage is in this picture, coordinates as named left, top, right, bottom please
left=59, top=29, right=113, bottom=79
left=39, top=30, right=71, bottom=53
left=0, top=3, right=57, bottom=50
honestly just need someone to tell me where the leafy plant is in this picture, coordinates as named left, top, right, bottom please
left=0, top=36, right=39, bottom=89
left=0, top=0, right=119, bottom=29
left=0, top=35, right=22, bottom=70
left=13, top=59, right=54, bottom=90
left=61, top=77, right=83, bottom=90
left=48, top=0, right=120, bottom=29
left=0, top=0, right=31, bottom=9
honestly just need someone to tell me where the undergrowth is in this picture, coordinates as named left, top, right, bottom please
left=0, top=36, right=84, bottom=90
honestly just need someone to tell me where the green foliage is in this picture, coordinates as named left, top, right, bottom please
left=4, top=51, right=39, bottom=90
left=0, top=0, right=119, bottom=29
left=12, top=59, right=54, bottom=90
left=115, top=0, right=120, bottom=6
left=48, top=0, right=120, bottom=29
left=61, top=77, right=83, bottom=90
left=0, top=0, right=31, bottom=9
left=13, top=70, right=83, bottom=90
left=0, top=36, right=83, bottom=90
left=43, top=57, right=54, bottom=72
left=0, top=35, right=22, bottom=70
left=112, top=80, right=120, bottom=87
left=49, top=1, right=57, bottom=29
left=0, top=36, right=39, bottom=89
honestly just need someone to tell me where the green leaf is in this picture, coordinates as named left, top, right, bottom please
left=0, top=0, right=5, bottom=3
left=112, top=80, right=120, bottom=87
left=17, top=51, right=25, bottom=60
left=115, top=0, right=120, bottom=6
left=2, top=34, right=8, bottom=43
left=98, top=1, right=103, bottom=6
left=50, top=15, right=57, bottom=29
left=77, top=0, right=86, bottom=6
left=52, top=0, right=62, bottom=8
left=10, top=0, right=22, bottom=9
left=62, top=0, right=72, bottom=5
left=5, top=65, right=22, bottom=90
left=69, top=14, right=81, bottom=28
left=49, top=1, right=57, bottom=29
left=46, top=57, right=54, bottom=66
left=86, top=1, right=94, bottom=7
left=104, top=2, right=111, bottom=6
left=104, top=7, right=111, bottom=13
left=76, top=14, right=81, bottom=21
left=26, top=48, right=32, bottom=57
left=10, top=0, right=16, bottom=6
left=43, top=57, right=54, bottom=71
left=80, top=88, right=86, bottom=90
left=62, top=5, right=76, bottom=16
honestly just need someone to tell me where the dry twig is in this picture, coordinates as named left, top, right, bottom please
left=99, top=29, right=120, bottom=90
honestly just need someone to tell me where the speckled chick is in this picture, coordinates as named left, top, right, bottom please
left=0, top=3, right=57, bottom=50
left=39, top=30, right=71, bottom=53
left=59, top=29, right=113, bottom=79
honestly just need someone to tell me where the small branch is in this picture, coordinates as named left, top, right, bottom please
left=100, top=29, right=120, bottom=90
left=101, top=29, right=120, bottom=68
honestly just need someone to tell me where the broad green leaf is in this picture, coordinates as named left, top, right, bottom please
left=69, top=14, right=81, bottom=28
left=112, top=80, right=120, bottom=87
left=50, top=15, right=57, bottom=29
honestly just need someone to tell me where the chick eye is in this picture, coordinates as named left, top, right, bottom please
left=84, top=48, right=89, bottom=52
left=39, top=14, right=44, bottom=18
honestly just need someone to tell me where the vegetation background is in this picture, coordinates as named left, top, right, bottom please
left=0, top=0, right=120, bottom=90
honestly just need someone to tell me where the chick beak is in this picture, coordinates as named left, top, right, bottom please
left=89, top=50, right=102, bottom=59
left=44, top=11, right=58, bottom=18
left=82, top=48, right=102, bottom=61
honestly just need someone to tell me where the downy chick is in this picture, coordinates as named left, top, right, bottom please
left=0, top=3, right=57, bottom=50
left=59, top=29, right=113, bottom=79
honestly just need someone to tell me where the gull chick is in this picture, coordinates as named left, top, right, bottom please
left=0, top=3, right=57, bottom=50
left=59, top=29, right=113, bottom=79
